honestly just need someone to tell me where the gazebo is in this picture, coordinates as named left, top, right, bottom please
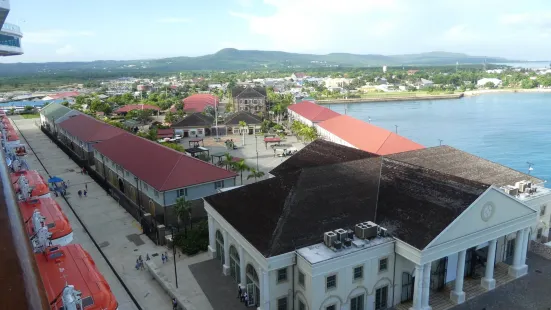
left=185, top=146, right=209, bottom=158
left=189, top=138, right=204, bottom=148
left=263, top=137, right=281, bottom=149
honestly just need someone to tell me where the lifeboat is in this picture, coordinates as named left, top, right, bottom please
left=3, top=129, right=20, bottom=145
left=5, top=143, right=27, bottom=156
left=11, top=170, right=50, bottom=198
left=19, top=197, right=73, bottom=246
left=36, top=245, right=118, bottom=310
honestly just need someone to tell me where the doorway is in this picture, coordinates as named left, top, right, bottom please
left=216, top=230, right=224, bottom=264
left=246, top=264, right=260, bottom=307
left=118, top=178, right=124, bottom=193
left=431, top=257, right=447, bottom=291
left=401, top=272, right=413, bottom=302
left=505, top=238, right=516, bottom=264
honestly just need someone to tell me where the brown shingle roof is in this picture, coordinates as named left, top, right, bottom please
left=387, top=145, right=542, bottom=187
left=93, top=133, right=237, bottom=191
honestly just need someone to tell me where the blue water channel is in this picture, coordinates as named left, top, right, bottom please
left=323, top=93, right=551, bottom=181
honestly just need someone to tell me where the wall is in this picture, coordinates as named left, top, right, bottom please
left=307, top=241, right=395, bottom=310
left=522, top=192, right=551, bottom=241
left=288, top=110, right=314, bottom=127
left=392, top=254, right=416, bottom=306
left=164, top=178, right=236, bottom=206
left=315, top=126, right=356, bottom=149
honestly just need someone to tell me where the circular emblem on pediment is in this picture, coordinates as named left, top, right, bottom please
left=481, top=202, right=495, bottom=222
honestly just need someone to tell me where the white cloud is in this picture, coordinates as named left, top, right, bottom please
left=25, top=30, right=95, bottom=44
left=156, top=17, right=191, bottom=24
left=499, top=13, right=530, bottom=25
left=230, top=0, right=400, bottom=52
left=55, top=44, right=77, bottom=55
left=236, top=0, right=253, bottom=7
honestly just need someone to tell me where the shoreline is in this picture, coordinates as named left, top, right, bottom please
left=316, top=88, right=551, bottom=105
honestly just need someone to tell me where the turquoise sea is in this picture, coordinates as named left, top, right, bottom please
left=323, top=93, right=551, bottom=181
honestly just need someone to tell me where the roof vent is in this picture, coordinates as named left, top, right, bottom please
left=323, top=231, right=337, bottom=247
left=504, top=185, right=518, bottom=196
left=516, top=180, right=532, bottom=193
left=334, top=228, right=348, bottom=241
left=355, top=221, right=378, bottom=239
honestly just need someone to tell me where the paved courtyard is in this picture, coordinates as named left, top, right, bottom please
left=179, top=133, right=306, bottom=185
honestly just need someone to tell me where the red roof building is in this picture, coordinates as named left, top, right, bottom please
left=287, top=101, right=340, bottom=126
left=58, top=115, right=125, bottom=143
left=157, top=128, right=174, bottom=139
left=182, top=94, right=218, bottom=113
left=45, top=91, right=80, bottom=100
left=114, top=104, right=161, bottom=114
left=316, top=115, right=424, bottom=155
left=93, top=133, right=237, bottom=192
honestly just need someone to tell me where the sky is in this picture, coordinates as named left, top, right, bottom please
left=2, top=0, right=551, bottom=63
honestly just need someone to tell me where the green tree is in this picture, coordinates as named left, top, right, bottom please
left=174, top=197, right=192, bottom=233
left=232, top=159, right=250, bottom=185
left=220, top=153, right=234, bottom=169
left=247, top=168, right=265, bottom=182
left=239, top=121, right=247, bottom=146
left=484, top=81, right=495, bottom=89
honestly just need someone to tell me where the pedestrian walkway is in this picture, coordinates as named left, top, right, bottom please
left=13, top=119, right=175, bottom=309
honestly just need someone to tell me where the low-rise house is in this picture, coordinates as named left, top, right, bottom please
left=203, top=140, right=547, bottom=310
left=157, top=128, right=174, bottom=139
left=224, top=111, right=262, bottom=135
left=39, top=103, right=72, bottom=135
left=416, top=78, right=434, bottom=89
left=324, top=78, right=350, bottom=88
left=42, top=91, right=80, bottom=101
left=230, top=86, right=267, bottom=115
left=287, top=101, right=340, bottom=127
left=477, top=78, right=503, bottom=87
left=171, top=113, right=214, bottom=138
left=57, top=114, right=125, bottom=164
left=316, top=115, right=424, bottom=155
left=93, top=132, right=237, bottom=227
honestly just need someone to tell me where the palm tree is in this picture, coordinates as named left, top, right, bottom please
left=247, top=168, right=265, bottom=182
left=220, top=153, right=234, bottom=170
left=232, top=159, right=250, bottom=185
left=174, top=197, right=192, bottom=234
left=239, top=121, right=247, bottom=146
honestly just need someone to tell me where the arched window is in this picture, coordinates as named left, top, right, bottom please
left=229, top=246, right=240, bottom=283
left=215, top=230, right=224, bottom=264
left=216, top=230, right=223, bottom=243
left=230, top=246, right=239, bottom=261
left=246, top=264, right=259, bottom=284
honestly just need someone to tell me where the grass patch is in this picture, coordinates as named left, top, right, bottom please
left=20, top=113, right=40, bottom=119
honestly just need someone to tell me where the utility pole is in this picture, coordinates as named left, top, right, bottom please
left=394, top=125, right=398, bottom=134
left=438, top=139, right=443, bottom=146
left=172, top=227, right=178, bottom=288
left=368, top=116, right=371, bottom=123
left=255, top=135, right=259, bottom=171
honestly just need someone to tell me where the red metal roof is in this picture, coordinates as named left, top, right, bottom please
left=317, top=115, right=424, bottom=155
left=157, top=128, right=174, bottom=138
left=114, top=104, right=161, bottom=114
left=287, top=101, right=340, bottom=123
left=48, top=91, right=80, bottom=100
left=93, top=133, right=237, bottom=191
left=182, top=94, right=218, bottom=113
left=58, top=115, right=125, bottom=143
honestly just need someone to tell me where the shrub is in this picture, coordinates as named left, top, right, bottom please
left=174, top=220, right=208, bottom=255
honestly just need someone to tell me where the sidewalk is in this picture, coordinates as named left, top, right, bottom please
left=13, top=119, right=182, bottom=309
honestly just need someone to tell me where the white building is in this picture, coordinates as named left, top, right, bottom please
left=325, top=78, right=351, bottom=88
left=477, top=78, right=502, bottom=87
left=204, top=140, right=551, bottom=310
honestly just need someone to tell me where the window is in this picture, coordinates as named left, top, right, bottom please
left=326, top=274, right=336, bottom=290
left=143, top=184, right=148, bottom=191
left=277, top=268, right=287, bottom=283
left=375, top=286, right=388, bottom=310
left=537, top=228, right=543, bottom=239
left=125, top=171, right=129, bottom=177
left=154, top=190, right=159, bottom=198
left=177, top=188, right=187, bottom=197
left=277, top=297, right=287, bottom=310
left=379, top=258, right=388, bottom=272
left=351, top=294, right=364, bottom=310
left=326, top=305, right=336, bottom=310
left=298, top=300, right=306, bottom=310
left=298, top=271, right=305, bottom=287
left=214, top=181, right=224, bottom=189
left=353, top=266, right=363, bottom=281
left=541, top=205, right=547, bottom=216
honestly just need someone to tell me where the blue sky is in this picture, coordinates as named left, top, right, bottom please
left=3, top=0, right=551, bottom=63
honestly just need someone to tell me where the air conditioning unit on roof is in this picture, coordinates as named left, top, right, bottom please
left=324, top=231, right=337, bottom=247
left=504, top=185, right=518, bottom=196
left=334, top=228, right=348, bottom=241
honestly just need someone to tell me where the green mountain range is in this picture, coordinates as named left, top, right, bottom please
left=0, top=48, right=513, bottom=77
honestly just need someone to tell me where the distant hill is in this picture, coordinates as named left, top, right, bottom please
left=0, top=48, right=513, bottom=77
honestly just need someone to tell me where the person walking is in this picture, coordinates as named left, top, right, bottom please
left=172, top=298, right=178, bottom=310
left=161, top=253, right=165, bottom=264
left=85, top=183, right=88, bottom=191
left=237, top=285, right=242, bottom=299
left=244, top=292, right=249, bottom=306
left=77, top=190, right=82, bottom=198
left=165, top=251, right=169, bottom=262
left=146, top=253, right=150, bottom=261
left=83, top=190, right=87, bottom=197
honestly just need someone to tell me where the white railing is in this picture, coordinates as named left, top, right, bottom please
left=1, top=23, right=21, bottom=36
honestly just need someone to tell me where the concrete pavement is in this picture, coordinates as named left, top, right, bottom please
left=12, top=119, right=182, bottom=310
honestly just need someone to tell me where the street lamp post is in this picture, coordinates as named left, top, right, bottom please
left=172, top=227, right=178, bottom=288
left=394, top=125, right=398, bottom=134
left=438, top=139, right=443, bottom=146
left=255, top=135, right=259, bottom=171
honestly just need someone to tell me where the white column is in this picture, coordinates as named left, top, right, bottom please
left=207, top=215, right=216, bottom=258
left=421, top=262, right=432, bottom=310
left=409, top=264, right=424, bottom=310
left=450, top=250, right=466, bottom=304
left=239, top=246, right=246, bottom=288
left=481, top=239, right=497, bottom=290
left=223, top=230, right=230, bottom=275
left=258, top=267, right=270, bottom=310
left=521, top=227, right=530, bottom=264
left=508, top=229, right=528, bottom=278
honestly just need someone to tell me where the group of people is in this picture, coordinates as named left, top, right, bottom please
left=135, top=255, right=147, bottom=270
left=237, top=286, right=252, bottom=307
left=77, top=183, right=88, bottom=198
left=161, top=252, right=170, bottom=263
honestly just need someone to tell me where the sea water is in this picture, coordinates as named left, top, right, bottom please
left=324, top=93, right=551, bottom=180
